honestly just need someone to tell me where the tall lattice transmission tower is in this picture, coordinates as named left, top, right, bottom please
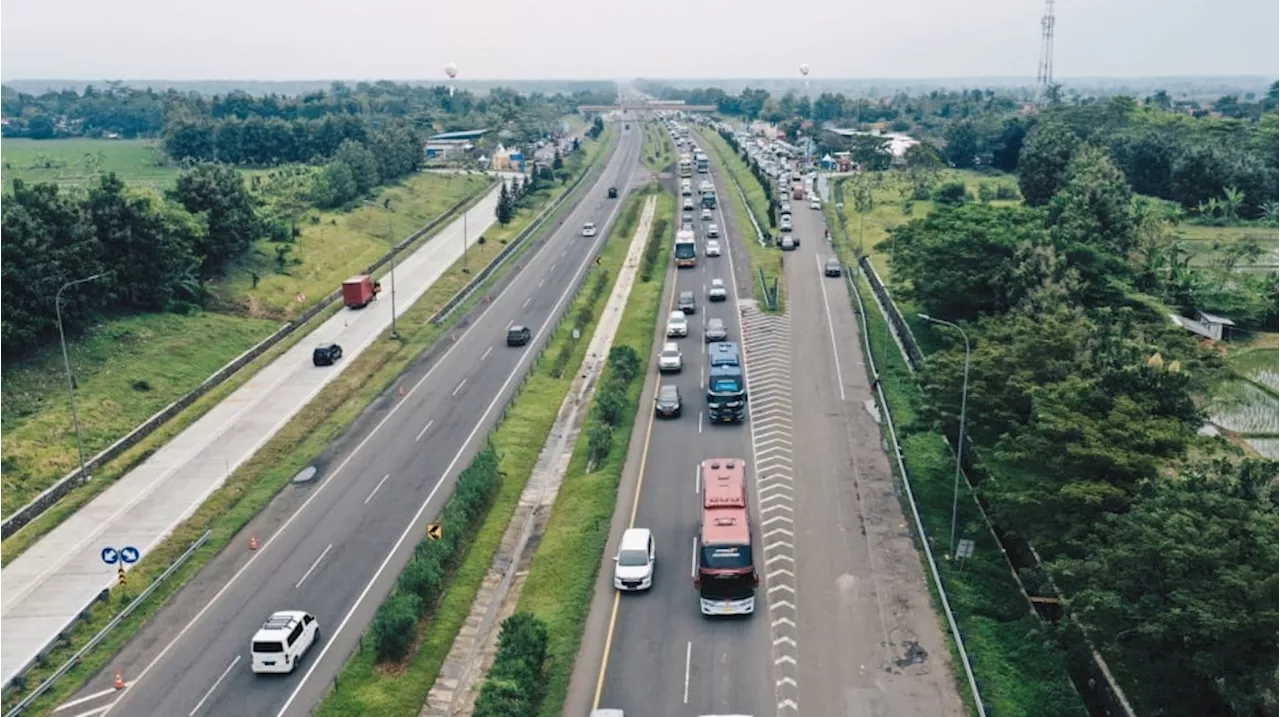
left=1037, top=0, right=1056, bottom=87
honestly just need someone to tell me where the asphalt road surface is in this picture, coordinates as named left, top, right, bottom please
left=59, top=124, right=643, bottom=717
left=593, top=125, right=774, bottom=717
left=783, top=182, right=966, bottom=716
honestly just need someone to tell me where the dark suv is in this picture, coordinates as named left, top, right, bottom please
left=677, top=291, right=696, bottom=315
left=506, top=325, right=532, bottom=347
left=312, top=343, right=343, bottom=366
left=607, top=187, right=618, bottom=199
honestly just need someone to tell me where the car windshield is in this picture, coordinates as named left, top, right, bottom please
left=618, top=549, right=649, bottom=567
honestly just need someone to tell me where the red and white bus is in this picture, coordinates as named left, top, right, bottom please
left=696, top=458, right=757, bottom=615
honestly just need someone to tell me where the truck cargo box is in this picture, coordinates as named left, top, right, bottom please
left=342, top=275, right=377, bottom=309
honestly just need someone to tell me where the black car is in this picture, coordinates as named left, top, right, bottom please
left=654, top=384, right=682, bottom=418
left=704, top=317, right=728, bottom=343
left=608, top=187, right=618, bottom=199
left=506, top=325, right=532, bottom=347
left=677, top=291, right=696, bottom=315
left=824, top=257, right=843, bottom=277
left=312, top=343, right=343, bottom=366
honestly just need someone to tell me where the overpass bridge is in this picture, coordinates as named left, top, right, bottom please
left=579, top=104, right=718, bottom=113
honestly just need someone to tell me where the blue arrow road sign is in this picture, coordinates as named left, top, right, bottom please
left=120, top=546, right=140, bottom=564
left=101, top=547, right=119, bottom=565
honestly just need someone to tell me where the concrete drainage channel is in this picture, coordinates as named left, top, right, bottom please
left=421, top=196, right=658, bottom=717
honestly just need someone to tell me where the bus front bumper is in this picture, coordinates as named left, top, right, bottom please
left=700, top=596, right=755, bottom=616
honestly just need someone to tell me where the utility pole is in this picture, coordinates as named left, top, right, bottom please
left=366, top=199, right=399, bottom=339
left=57, top=272, right=108, bottom=484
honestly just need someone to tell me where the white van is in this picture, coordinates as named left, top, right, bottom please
left=251, top=610, right=319, bottom=674
left=613, top=528, right=655, bottom=591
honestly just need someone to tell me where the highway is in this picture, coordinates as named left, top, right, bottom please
left=57, top=124, right=644, bottom=717
left=591, top=123, right=774, bottom=717
left=783, top=191, right=965, bottom=715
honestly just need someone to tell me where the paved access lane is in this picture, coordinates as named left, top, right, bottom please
left=783, top=191, right=965, bottom=716
left=56, top=127, right=643, bottom=717
left=596, top=124, right=772, bottom=717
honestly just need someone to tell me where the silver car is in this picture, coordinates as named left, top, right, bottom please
left=704, top=317, right=728, bottom=343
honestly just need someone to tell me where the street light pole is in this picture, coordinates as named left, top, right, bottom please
left=918, top=313, right=970, bottom=558
left=366, top=199, right=398, bottom=339
left=57, top=272, right=107, bottom=484
left=463, top=206, right=469, bottom=274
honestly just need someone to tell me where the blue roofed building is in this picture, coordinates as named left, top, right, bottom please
left=424, top=129, right=489, bottom=160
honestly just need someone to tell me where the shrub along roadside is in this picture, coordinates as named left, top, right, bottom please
left=2, top=130, right=619, bottom=717
left=846, top=270, right=1084, bottom=715
left=511, top=190, right=675, bottom=717
left=472, top=612, right=550, bottom=717
left=371, top=446, right=500, bottom=660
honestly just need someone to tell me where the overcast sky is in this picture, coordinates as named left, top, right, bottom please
left=2, top=0, right=1277, bottom=82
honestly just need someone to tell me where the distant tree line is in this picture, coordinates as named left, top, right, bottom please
left=1, top=165, right=266, bottom=355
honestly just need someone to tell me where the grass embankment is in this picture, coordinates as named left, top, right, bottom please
left=514, top=188, right=675, bottom=717
left=0, top=137, right=615, bottom=716
left=0, top=171, right=494, bottom=523
left=641, top=123, right=674, bottom=174
left=311, top=186, right=650, bottom=717
left=844, top=261, right=1086, bottom=716
left=697, top=128, right=783, bottom=311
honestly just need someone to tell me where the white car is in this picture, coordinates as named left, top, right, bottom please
left=251, top=611, right=319, bottom=674
left=810, top=198, right=821, bottom=210
left=666, top=311, right=689, bottom=338
left=706, top=224, right=720, bottom=239
left=708, top=278, right=728, bottom=302
left=613, top=528, right=655, bottom=591
left=701, top=208, right=713, bottom=221
left=658, top=342, right=683, bottom=373
left=582, top=222, right=597, bottom=237
left=705, top=239, right=722, bottom=256
left=683, top=197, right=695, bottom=211
left=779, top=215, right=793, bottom=232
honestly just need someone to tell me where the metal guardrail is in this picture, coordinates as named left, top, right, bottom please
left=1, top=178, right=496, bottom=540
left=844, top=268, right=988, bottom=717
left=5, top=530, right=213, bottom=715
left=430, top=148, right=608, bottom=326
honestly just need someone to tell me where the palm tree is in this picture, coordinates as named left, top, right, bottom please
left=1220, top=186, right=1245, bottom=221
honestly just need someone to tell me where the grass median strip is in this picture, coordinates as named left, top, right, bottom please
left=846, top=269, right=1084, bottom=716
left=1, top=139, right=614, bottom=716
left=698, top=127, right=784, bottom=312
left=512, top=188, right=674, bottom=717
left=311, top=184, right=648, bottom=717
left=1, top=178, right=498, bottom=562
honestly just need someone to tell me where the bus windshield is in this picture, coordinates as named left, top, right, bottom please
left=675, top=242, right=696, bottom=259
left=699, top=570, right=755, bottom=600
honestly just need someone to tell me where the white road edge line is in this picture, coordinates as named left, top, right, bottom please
left=68, top=706, right=111, bottom=717
left=813, top=253, right=847, bottom=402
left=414, top=419, right=434, bottom=443
left=188, top=655, right=240, bottom=717
left=452, top=378, right=468, bottom=397
left=683, top=640, right=692, bottom=704
left=111, top=136, right=638, bottom=717
left=295, top=543, right=334, bottom=589
left=275, top=135, right=639, bottom=717
left=54, top=686, right=121, bottom=713
left=363, top=474, right=391, bottom=505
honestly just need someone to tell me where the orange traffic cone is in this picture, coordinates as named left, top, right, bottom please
left=249, top=535, right=259, bottom=551
left=114, top=670, right=125, bottom=690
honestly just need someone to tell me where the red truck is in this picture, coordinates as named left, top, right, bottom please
left=342, top=275, right=381, bottom=309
